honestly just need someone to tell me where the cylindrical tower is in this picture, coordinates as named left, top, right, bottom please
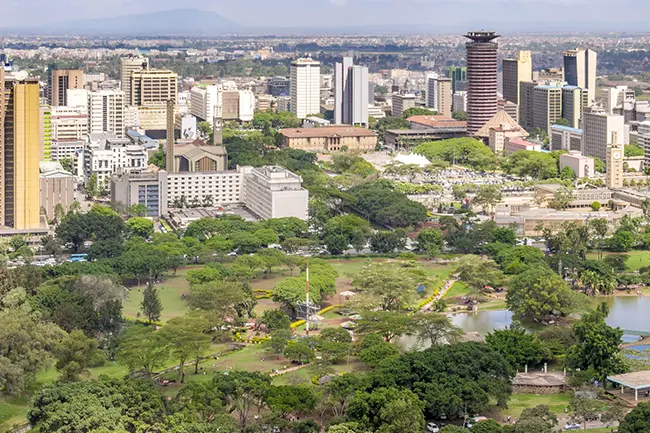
left=464, top=31, right=500, bottom=135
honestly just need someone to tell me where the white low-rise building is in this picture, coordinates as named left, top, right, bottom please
left=167, top=169, right=244, bottom=207
left=242, top=166, right=309, bottom=220
left=560, top=151, right=595, bottom=178
left=86, top=134, right=147, bottom=185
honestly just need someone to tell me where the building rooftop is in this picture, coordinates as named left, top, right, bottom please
left=407, top=115, right=467, bottom=129
left=551, top=125, right=583, bottom=133
left=464, top=31, right=500, bottom=42
left=508, top=138, right=538, bottom=147
left=608, top=371, right=650, bottom=389
left=279, top=126, right=377, bottom=139
left=475, top=110, right=528, bottom=138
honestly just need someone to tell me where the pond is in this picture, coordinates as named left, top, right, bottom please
left=398, top=296, right=650, bottom=351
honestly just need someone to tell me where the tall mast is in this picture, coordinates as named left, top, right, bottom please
left=305, top=257, right=310, bottom=335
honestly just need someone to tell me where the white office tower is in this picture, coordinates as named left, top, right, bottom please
left=66, top=89, right=89, bottom=113
left=88, top=90, right=126, bottom=138
left=581, top=107, right=625, bottom=162
left=604, top=86, right=636, bottom=115
left=290, top=58, right=321, bottom=119
left=239, top=90, right=255, bottom=122
left=124, top=106, right=139, bottom=130
left=120, top=55, right=149, bottom=105
left=334, top=57, right=369, bottom=127
left=426, top=73, right=439, bottom=110
left=190, top=85, right=219, bottom=121
left=453, top=91, right=468, bottom=113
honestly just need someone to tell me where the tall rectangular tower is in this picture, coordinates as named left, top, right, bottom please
left=502, top=51, right=532, bottom=106
left=1, top=76, right=41, bottom=229
left=290, top=58, right=321, bottom=119
left=436, top=77, right=452, bottom=118
left=606, top=131, right=623, bottom=188
left=120, top=55, right=149, bottom=105
left=48, top=69, right=83, bottom=106
left=464, top=31, right=500, bottom=135
left=564, top=49, right=597, bottom=104
left=166, top=100, right=175, bottom=173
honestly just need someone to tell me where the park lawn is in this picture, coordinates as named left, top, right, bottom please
left=586, top=250, right=650, bottom=272
left=500, top=393, right=572, bottom=418
left=0, top=396, right=30, bottom=433
left=272, top=359, right=369, bottom=386
left=444, top=282, right=472, bottom=299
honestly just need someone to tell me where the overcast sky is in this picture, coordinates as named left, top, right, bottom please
left=3, top=0, right=647, bottom=30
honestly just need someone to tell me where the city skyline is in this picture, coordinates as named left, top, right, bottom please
left=3, top=0, right=650, bottom=32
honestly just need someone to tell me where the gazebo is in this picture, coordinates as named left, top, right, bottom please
left=608, top=371, right=650, bottom=401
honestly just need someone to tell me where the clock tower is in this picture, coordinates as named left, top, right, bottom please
left=606, top=131, right=623, bottom=188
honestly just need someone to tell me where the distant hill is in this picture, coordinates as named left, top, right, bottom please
left=7, top=9, right=242, bottom=36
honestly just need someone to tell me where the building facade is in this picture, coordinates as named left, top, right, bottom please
left=189, top=85, right=220, bottom=121
left=242, top=166, right=309, bottom=220
left=120, top=55, right=149, bottom=104
left=39, top=161, right=75, bottom=219
left=48, top=69, right=83, bottom=106
left=290, top=58, right=321, bottom=119
left=334, top=57, right=369, bottom=127
left=51, top=106, right=88, bottom=141
left=560, top=151, right=595, bottom=178
left=1, top=75, right=41, bottom=229
left=563, top=48, right=597, bottom=104
left=502, top=51, right=533, bottom=106
left=465, top=32, right=500, bottom=135
left=533, top=85, right=562, bottom=133
left=581, top=107, right=625, bottom=161
left=111, top=170, right=168, bottom=218
left=562, top=86, right=588, bottom=128
left=392, top=94, right=416, bottom=117
left=606, top=133, right=624, bottom=188
left=88, top=90, right=125, bottom=137
left=551, top=125, right=583, bottom=152
left=453, top=91, right=468, bottom=113
left=129, top=69, right=178, bottom=106
left=279, top=126, right=377, bottom=153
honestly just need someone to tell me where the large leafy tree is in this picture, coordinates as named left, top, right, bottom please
left=54, top=329, right=101, bottom=382
left=160, top=314, right=212, bottom=380
left=212, top=371, right=272, bottom=429
left=372, top=343, right=513, bottom=420
left=116, top=325, right=168, bottom=378
left=506, top=267, right=582, bottom=320
left=267, top=385, right=317, bottom=417
left=347, top=387, right=425, bottom=433
left=415, top=138, right=497, bottom=170
left=349, top=181, right=427, bottom=228
left=352, top=262, right=424, bottom=311
left=28, top=378, right=168, bottom=432
left=619, top=402, right=650, bottom=433
left=567, top=309, right=626, bottom=383
left=486, top=324, right=551, bottom=369
left=0, top=301, right=65, bottom=395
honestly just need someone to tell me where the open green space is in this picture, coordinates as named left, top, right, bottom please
left=499, top=393, right=572, bottom=418
left=586, top=250, right=650, bottom=272
left=444, top=282, right=472, bottom=299
left=0, top=396, right=29, bottom=433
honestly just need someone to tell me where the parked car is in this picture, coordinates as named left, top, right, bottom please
left=564, top=423, right=581, bottom=430
left=426, top=422, right=440, bottom=432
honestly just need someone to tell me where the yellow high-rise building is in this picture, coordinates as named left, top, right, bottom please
left=1, top=72, right=42, bottom=230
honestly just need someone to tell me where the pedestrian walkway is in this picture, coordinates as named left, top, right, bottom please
left=420, top=279, right=457, bottom=312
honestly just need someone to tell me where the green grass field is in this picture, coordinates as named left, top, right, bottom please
left=444, top=282, right=472, bottom=299
left=501, top=393, right=572, bottom=418
left=0, top=396, right=30, bottom=433
left=586, top=250, right=650, bottom=272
